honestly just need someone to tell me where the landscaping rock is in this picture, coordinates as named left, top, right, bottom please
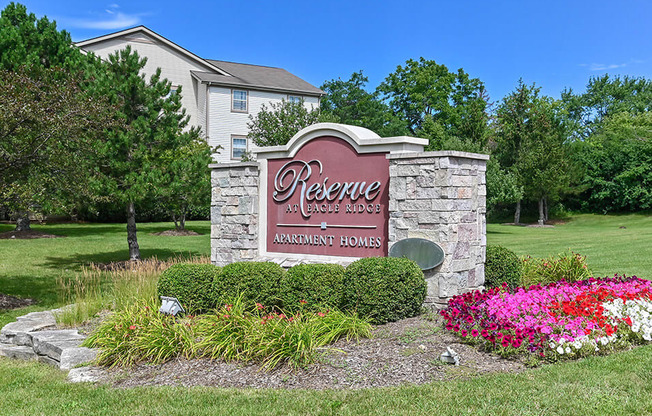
left=59, top=348, right=98, bottom=370
left=68, top=367, right=104, bottom=383
left=0, top=344, right=37, bottom=360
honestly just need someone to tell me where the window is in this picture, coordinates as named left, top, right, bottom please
left=232, top=90, right=248, bottom=112
left=288, top=95, right=303, bottom=104
left=231, top=135, right=248, bottom=160
left=164, top=86, right=178, bottom=99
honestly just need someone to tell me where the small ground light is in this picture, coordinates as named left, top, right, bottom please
left=440, top=347, right=460, bottom=365
left=159, top=296, right=185, bottom=316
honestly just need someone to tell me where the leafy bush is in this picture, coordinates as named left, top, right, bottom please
left=213, top=262, right=285, bottom=309
left=485, top=245, right=522, bottom=289
left=520, top=250, right=592, bottom=286
left=157, top=263, right=220, bottom=313
left=342, top=257, right=426, bottom=325
left=281, top=264, right=346, bottom=311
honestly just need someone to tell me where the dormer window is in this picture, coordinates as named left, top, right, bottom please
left=232, top=90, right=248, bottom=112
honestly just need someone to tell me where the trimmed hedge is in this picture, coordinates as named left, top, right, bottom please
left=213, top=261, right=285, bottom=308
left=342, top=257, right=426, bottom=325
left=281, top=263, right=346, bottom=311
left=485, top=245, right=521, bottom=289
left=157, top=263, right=221, bottom=313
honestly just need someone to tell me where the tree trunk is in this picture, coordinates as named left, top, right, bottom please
left=514, top=200, right=521, bottom=225
left=171, top=212, right=179, bottom=231
left=179, top=205, right=187, bottom=231
left=15, top=212, right=31, bottom=232
left=538, top=197, right=545, bottom=226
left=126, top=201, right=140, bottom=261
left=543, top=197, right=549, bottom=222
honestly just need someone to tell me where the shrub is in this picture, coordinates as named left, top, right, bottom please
left=520, top=250, right=592, bottom=286
left=342, top=257, right=426, bottom=325
left=157, top=263, right=220, bottom=313
left=213, top=261, right=285, bottom=308
left=485, top=245, right=522, bottom=289
left=281, top=264, right=346, bottom=311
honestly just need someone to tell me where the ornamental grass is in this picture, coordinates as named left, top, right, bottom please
left=84, top=296, right=372, bottom=370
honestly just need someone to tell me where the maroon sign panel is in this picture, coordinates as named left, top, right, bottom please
left=267, top=136, right=390, bottom=257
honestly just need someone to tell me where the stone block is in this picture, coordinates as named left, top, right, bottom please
left=438, top=273, right=460, bottom=298
left=452, top=242, right=470, bottom=260
left=0, top=345, right=37, bottom=360
left=399, top=199, right=432, bottom=212
left=221, top=205, right=239, bottom=215
left=457, top=223, right=477, bottom=242
left=230, top=169, right=246, bottom=177
left=450, top=258, right=475, bottom=273
left=416, top=187, right=440, bottom=200
left=451, top=175, right=475, bottom=187
left=396, top=164, right=420, bottom=177
left=417, top=211, right=440, bottom=224
left=416, top=175, right=435, bottom=188
left=457, top=187, right=473, bottom=199
left=388, top=177, right=406, bottom=200
left=406, top=178, right=417, bottom=199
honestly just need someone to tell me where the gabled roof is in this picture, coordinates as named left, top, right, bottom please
left=75, top=26, right=323, bottom=96
left=192, top=60, right=324, bottom=96
left=75, top=26, right=229, bottom=76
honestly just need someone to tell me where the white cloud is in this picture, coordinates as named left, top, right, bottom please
left=580, top=59, right=644, bottom=72
left=67, top=11, right=141, bottom=30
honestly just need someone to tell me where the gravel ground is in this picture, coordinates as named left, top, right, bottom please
left=94, top=314, right=526, bottom=390
left=0, top=293, right=36, bottom=310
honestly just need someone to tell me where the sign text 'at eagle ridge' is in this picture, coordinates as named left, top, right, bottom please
left=266, top=136, right=389, bottom=257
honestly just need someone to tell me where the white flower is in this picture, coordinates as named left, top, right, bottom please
left=556, top=346, right=564, bottom=354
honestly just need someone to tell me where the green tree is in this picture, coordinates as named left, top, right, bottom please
left=0, top=2, right=85, bottom=71
left=247, top=99, right=336, bottom=147
left=494, top=80, right=573, bottom=224
left=0, top=68, right=113, bottom=230
left=562, top=74, right=652, bottom=139
left=88, top=46, right=198, bottom=260
left=0, top=2, right=108, bottom=231
left=572, top=112, right=652, bottom=212
left=377, top=57, right=490, bottom=149
left=156, top=139, right=216, bottom=230
left=320, top=71, right=409, bottom=137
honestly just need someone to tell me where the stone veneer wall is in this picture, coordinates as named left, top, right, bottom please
left=210, top=162, right=260, bottom=265
left=387, top=151, right=488, bottom=306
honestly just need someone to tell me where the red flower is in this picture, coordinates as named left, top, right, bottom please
left=299, top=300, right=307, bottom=305
left=256, top=303, right=264, bottom=310
left=129, top=325, right=136, bottom=330
left=225, top=304, right=233, bottom=312
left=317, top=312, right=325, bottom=317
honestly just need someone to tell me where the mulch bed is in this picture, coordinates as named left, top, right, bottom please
left=94, top=314, right=526, bottom=390
left=150, top=230, right=201, bottom=236
left=0, top=294, right=36, bottom=310
left=0, top=230, right=65, bottom=239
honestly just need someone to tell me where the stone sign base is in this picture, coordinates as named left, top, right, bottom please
left=211, top=124, right=488, bottom=306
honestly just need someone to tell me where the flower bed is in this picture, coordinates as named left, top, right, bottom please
left=441, top=275, right=652, bottom=360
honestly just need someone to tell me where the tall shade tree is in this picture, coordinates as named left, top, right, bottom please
left=247, top=99, right=335, bottom=147
left=320, top=71, right=409, bottom=137
left=0, top=68, right=113, bottom=231
left=89, top=46, right=200, bottom=260
left=0, top=2, right=107, bottom=230
left=377, top=57, right=490, bottom=150
left=494, top=80, right=574, bottom=224
left=571, top=112, right=652, bottom=212
left=562, top=74, right=652, bottom=139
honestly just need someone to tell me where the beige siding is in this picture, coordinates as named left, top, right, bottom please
left=81, top=33, right=211, bottom=131
left=207, top=87, right=320, bottom=163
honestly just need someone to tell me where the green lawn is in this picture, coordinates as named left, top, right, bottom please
left=0, top=215, right=651, bottom=415
left=487, top=213, right=652, bottom=278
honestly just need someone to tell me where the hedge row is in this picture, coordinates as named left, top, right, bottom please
left=157, top=257, right=426, bottom=324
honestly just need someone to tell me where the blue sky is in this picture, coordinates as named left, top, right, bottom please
left=4, top=0, right=652, bottom=104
